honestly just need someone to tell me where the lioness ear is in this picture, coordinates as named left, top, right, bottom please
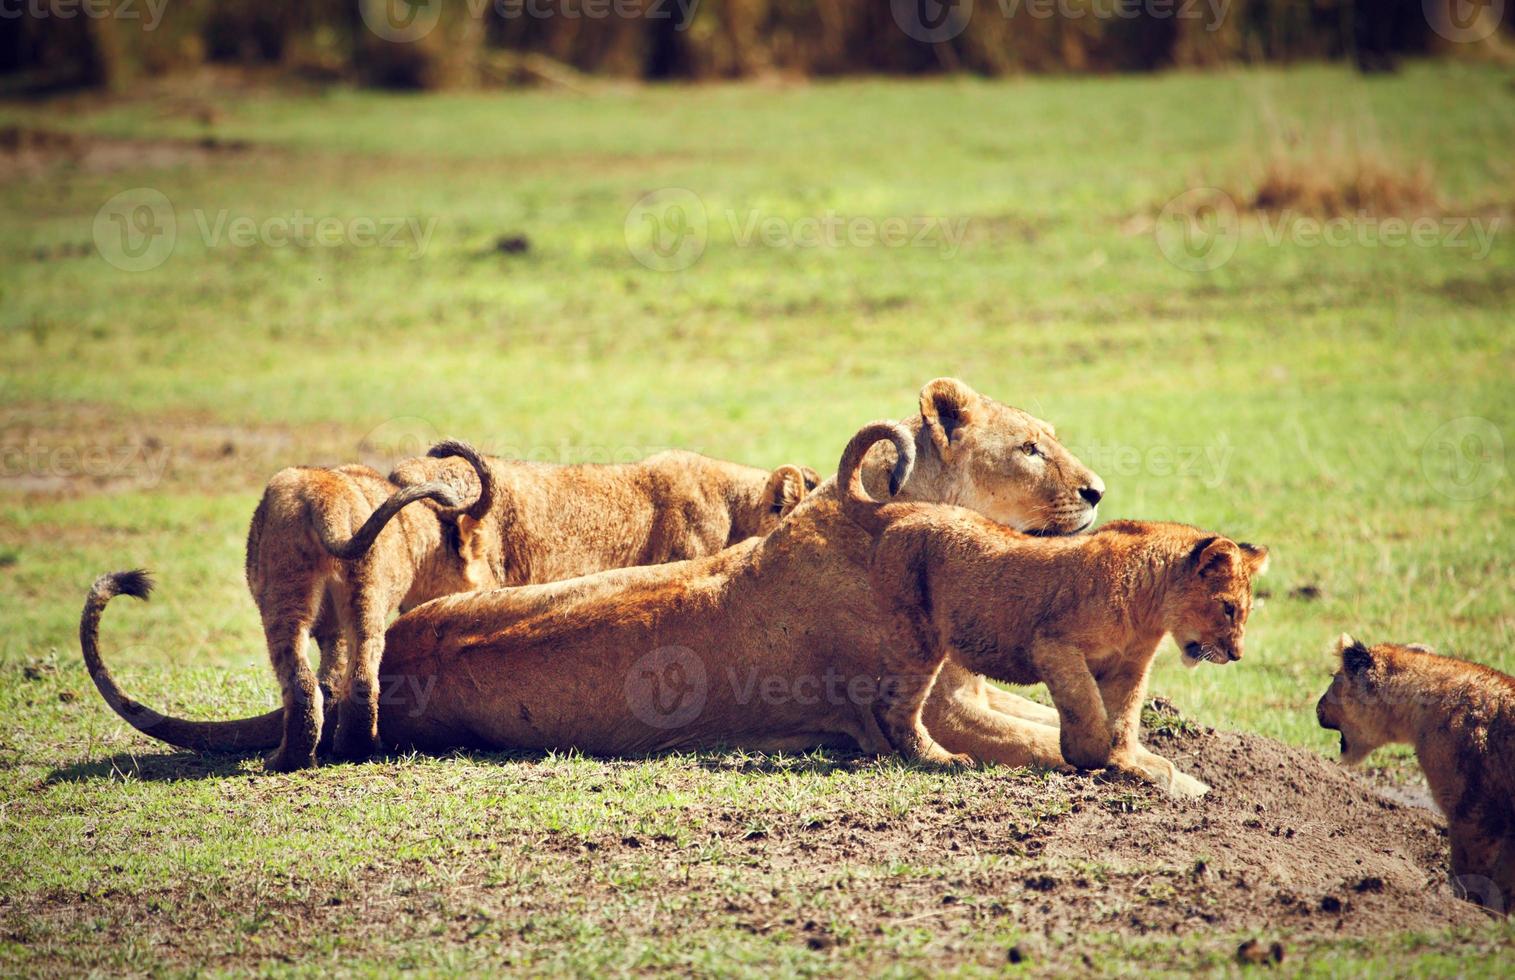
left=1188, top=536, right=1237, bottom=578
left=1336, top=633, right=1374, bottom=675
left=919, top=377, right=978, bottom=459
left=764, top=465, right=807, bottom=516
left=1238, top=542, right=1270, bottom=576
left=799, top=466, right=822, bottom=492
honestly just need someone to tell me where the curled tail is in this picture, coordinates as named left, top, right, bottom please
left=80, top=571, right=283, bottom=752
left=837, top=420, right=915, bottom=537
left=314, top=480, right=463, bottom=562
left=426, top=439, right=495, bottom=522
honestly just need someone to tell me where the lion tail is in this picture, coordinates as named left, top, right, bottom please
left=80, top=570, right=283, bottom=753
left=426, top=439, right=496, bottom=522
left=837, top=420, right=915, bottom=537
left=312, top=479, right=463, bottom=562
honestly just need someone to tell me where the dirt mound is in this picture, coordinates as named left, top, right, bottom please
left=1016, top=724, right=1481, bottom=938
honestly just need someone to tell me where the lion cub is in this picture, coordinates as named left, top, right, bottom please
left=390, top=449, right=818, bottom=586
left=838, top=422, right=1269, bottom=797
left=246, top=440, right=496, bottom=771
left=1317, top=635, right=1514, bottom=915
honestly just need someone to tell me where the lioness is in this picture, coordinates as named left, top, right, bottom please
left=246, top=440, right=497, bottom=771
left=841, top=421, right=1269, bottom=796
left=1316, top=634, right=1514, bottom=914
left=82, top=387, right=1107, bottom=764
left=388, top=450, right=819, bottom=586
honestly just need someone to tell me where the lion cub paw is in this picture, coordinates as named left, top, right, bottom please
left=1166, top=770, right=1211, bottom=798
left=264, top=745, right=317, bottom=773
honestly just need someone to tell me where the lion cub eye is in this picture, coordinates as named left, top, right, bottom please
left=1221, top=600, right=1237, bottom=622
left=1021, top=442, right=1041, bottom=457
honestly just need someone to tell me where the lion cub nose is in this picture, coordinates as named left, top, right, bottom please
left=1079, top=485, right=1103, bottom=506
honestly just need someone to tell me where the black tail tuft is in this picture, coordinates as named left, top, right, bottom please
left=96, top=569, right=154, bottom=601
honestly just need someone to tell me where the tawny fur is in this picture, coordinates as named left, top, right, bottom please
left=1317, top=636, right=1515, bottom=915
left=389, top=450, right=818, bottom=586
left=243, top=442, right=496, bottom=770
left=840, top=422, right=1269, bottom=797
left=80, top=380, right=1107, bottom=764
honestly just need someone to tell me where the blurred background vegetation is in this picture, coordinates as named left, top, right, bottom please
left=4, top=0, right=1511, bottom=95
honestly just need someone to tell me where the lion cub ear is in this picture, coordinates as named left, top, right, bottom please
left=455, top=513, right=492, bottom=589
left=798, top=466, right=822, bottom=492
left=1238, top=542, right=1270, bottom=576
left=919, top=377, right=978, bottom=459
left=764, top=465, right=808, bottom=517
left=1335, top=633, right=1374, bottom=675
left=1189, top=536, right=1237, bottom=578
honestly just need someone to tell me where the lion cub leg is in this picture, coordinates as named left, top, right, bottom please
left=1100, top=661, right=1209, bottom=798
left=1449, top=824, right=1510, bottom=914
left=260, top=579, right=326, bottom=772
left=1032, top=643, right=1113, bottom=772
left=331, top=594, right=387, bottom=761
left=878, top=655, right=972, bottom=767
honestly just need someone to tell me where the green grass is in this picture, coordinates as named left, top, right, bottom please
left=2, top=61, right=1513, bottom=973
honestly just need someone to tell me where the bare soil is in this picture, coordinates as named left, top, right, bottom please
left=4, top=721, right=1494, bottom=972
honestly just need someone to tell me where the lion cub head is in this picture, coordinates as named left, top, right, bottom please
left=1168, top=535, right=1270, bottom=668
left=732, top=464, right=818, bottom=540
left=1316, top=634, right=1433, bottom=765
left=907, top=378, right=1104, bottom=537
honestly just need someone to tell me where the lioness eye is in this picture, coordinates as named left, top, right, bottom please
left=1022, top=442, right=1040, bottom=457
left=1221, top=601, right=1236, bottom=621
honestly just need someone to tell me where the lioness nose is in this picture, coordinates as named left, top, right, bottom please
left=1079, top=486, right=1103, bottom=506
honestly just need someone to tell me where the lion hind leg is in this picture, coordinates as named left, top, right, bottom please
left=260, top=579, right=325, bottom=772
left=924, top=682, right=1066, bottom=770
left=983, top=683, right=1060, bottom=727
left=331, top=592, right=388, bottom=762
